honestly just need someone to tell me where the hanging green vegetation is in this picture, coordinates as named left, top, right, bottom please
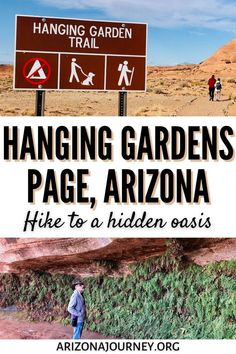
left=0, top=255, right=235, bottom=339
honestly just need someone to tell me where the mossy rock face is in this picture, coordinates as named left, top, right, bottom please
left=0, top=257, right=236, bottom=339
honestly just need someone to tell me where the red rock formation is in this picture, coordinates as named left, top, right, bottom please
left=0, top=238, right=236, bottom=275
left=200, top=39, right=236, bottom=75
left=0, top=64, right=13, bottom=78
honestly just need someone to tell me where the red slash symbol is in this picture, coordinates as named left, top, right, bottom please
left=23, top=57, right=51, bottom=85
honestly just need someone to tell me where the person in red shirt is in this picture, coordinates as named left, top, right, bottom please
left=208, top=75, right=216, bottom=101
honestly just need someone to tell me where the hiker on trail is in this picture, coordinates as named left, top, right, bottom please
left=68, top=279, right=86, bottom=339
left=208, top=74, right=216, bottom=101
left=215, top=78, right=222, bottom=101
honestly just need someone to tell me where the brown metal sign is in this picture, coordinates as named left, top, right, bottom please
left=14, top=15, right=147, bottom=91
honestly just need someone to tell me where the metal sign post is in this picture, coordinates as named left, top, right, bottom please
left=35, top=90, right=45, bottom=116
left=118, top=91, right=127, bottom=116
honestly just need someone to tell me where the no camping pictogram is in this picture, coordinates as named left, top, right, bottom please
left=23, top=57, right=51, bottom=85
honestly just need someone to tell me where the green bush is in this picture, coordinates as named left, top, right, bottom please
left=0, top=257, right=236, bottom=339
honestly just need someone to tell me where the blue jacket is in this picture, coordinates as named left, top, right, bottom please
left=67, top=290, right=86, bottom=322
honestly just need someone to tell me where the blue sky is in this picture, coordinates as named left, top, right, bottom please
left=1, top=0, right=236, bottom=65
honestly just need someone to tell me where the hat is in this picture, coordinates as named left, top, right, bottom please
left=72, top=279, right=84, bottom=287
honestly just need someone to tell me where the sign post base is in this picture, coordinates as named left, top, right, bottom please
left=35, top=90, right=45, bottom=116
left=118, top=91, right=127, bottom=116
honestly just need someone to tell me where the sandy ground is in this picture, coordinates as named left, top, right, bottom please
left=0, top=312, right=111, bottom=339
left=1, top=65, right=236, bottom=116
left=176, top=95, right=231, bottom=116
left=0, top=90, right=232, bottom=117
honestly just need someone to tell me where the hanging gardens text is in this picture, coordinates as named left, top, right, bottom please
left=3, top=124, right=235, bottom=232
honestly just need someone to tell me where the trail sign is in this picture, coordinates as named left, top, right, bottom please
left=14, top=15, right=147, bottom=91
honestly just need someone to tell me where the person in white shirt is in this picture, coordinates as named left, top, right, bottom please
left=215, top=78, right=222, bottom=101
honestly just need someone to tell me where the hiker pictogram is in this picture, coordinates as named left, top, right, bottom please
left=118, top=60, right=135, bottom=86
left=69, top=58, right=95, bottom=86
left=23, top=57, right=51, bottom=85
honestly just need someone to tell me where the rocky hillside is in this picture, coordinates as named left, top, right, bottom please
left=200, top=38, right=236, bottom=76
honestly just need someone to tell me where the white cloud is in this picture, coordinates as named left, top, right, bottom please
left=37, top=0, right=236, bottom=32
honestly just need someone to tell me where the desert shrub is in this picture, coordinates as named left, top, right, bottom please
left=0, top=256, right=236, bottom=338
left=178, top=81, right=191, bottom=88
left=154, top=88, right=167, bottom=94
left=145, top=87, right=167, bottom=94
left=227, top=78, right=236, bottom=84
left=229, top=92, right=236, bottom=101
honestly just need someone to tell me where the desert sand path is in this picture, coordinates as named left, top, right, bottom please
left=0, top=313, right=112, bottom=339
left=176, top=95, right=231, bottom=116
